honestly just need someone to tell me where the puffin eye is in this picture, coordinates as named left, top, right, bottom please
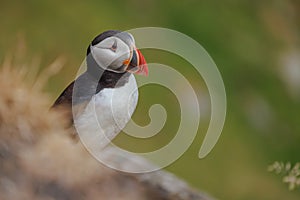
left=110, top=40, right=117, bottom=52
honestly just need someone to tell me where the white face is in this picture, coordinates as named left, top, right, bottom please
left=90, top=36, right=134, bottom=72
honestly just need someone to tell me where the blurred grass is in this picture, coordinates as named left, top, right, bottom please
left=1, top=0, right=300, bottom=199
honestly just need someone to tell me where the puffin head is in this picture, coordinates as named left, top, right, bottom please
left=86, top=30, right=148, bottom=76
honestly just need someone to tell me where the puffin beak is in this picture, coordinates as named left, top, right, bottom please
left=124, top=48, right=148, bottom=76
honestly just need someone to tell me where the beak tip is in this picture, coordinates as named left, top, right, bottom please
left=142, top=65, right=149, bottom=76
left=136, top=64, right=148, bottom=76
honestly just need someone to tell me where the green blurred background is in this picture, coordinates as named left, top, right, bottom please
left=1, top=0, right=300, bottom=199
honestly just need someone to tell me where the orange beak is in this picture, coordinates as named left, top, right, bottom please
left=124, top=48, right=148, bottom=76
left=135, top=49, right=148, bottom=76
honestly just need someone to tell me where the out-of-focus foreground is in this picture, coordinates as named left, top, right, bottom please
left=0, top=57, right=214, bottom=200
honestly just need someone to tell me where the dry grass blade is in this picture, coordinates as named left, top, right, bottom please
left=32, top=56, right=66, bottom=91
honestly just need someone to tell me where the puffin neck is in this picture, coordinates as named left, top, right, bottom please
left=86, top=53, right=131, bottom=89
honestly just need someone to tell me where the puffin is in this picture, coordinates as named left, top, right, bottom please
left=52, top=30, right=148, bottom=149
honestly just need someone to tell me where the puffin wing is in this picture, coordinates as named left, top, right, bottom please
left=52, top=72, right=99, bottom=124
left=52, top=81, right=74, bottom=108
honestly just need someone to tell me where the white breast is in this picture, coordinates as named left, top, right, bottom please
left=74, top=74, right=138, bottom=151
